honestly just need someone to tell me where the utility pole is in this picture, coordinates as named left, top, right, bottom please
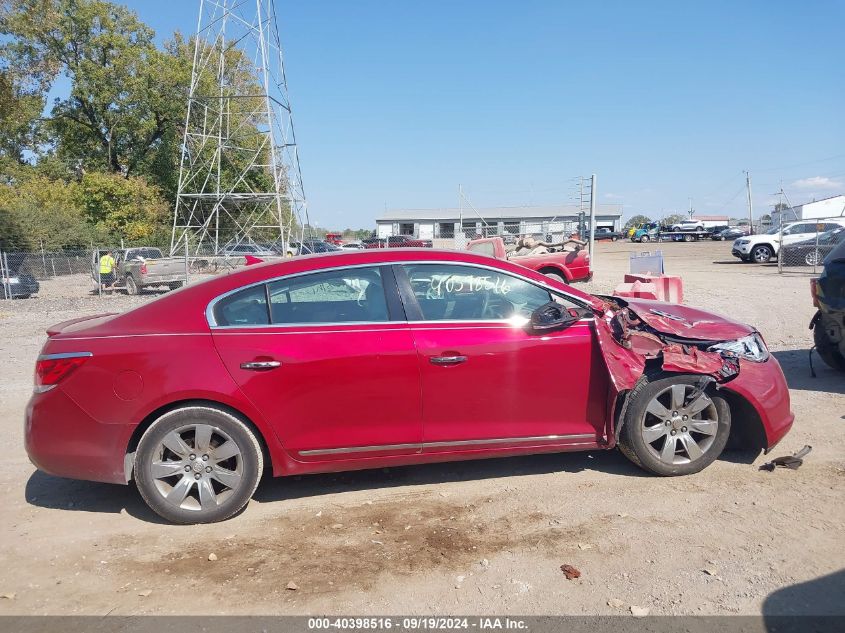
left=744, top=171, right=754, bottom=234
left=588, top=174, right=597, bottom=270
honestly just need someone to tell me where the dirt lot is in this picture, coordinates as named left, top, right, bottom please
left=0, top=240, right=842, bottom=616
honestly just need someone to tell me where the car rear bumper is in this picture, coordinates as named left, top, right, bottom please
left=25, top=388, right=129, bottom=485
left=723, top=356, right=794, bottom=451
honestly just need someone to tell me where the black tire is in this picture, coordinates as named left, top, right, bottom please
left=134, top=406, right=263, bottom=524
left=543, top=271, right=566, bottom=284
left=611, top=236, right=618, bottom=242
left=683, top=234, right=694, bottom=242
left=125, top=274, right=139, bottom=295
left=169, top=281, right=184, bottom=290
left=813, top=315, right=845, bottom=372
left=618, top=374, right=731, bottom=476
left=640, top=235, right=650, bottom=243
left=750, top=244, right=773, bottom=264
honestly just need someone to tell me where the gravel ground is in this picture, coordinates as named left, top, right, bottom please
left=0, top=240, right=842, bottom=616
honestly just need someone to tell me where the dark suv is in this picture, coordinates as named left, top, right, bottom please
left=810, top=240, right=845, bottom=371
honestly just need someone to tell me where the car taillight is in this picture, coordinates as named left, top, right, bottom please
left=34, top=353, right=91, bottom=393
left=140, top=262, right=148, bottom=274
left=810, top=278, right=819, bottom=307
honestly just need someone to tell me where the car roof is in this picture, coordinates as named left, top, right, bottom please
left=79, top=248, right=601, bottom=336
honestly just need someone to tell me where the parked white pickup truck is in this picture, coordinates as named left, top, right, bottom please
left=92, top=247, right=186, bottom=294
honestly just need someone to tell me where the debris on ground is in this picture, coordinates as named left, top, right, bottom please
left=577, top=543, right=593, bottom=550
left=286, top=581, right=299, bottom=591
left=760, top=445, right=812, bottom=471
left=1, top=593, right=16, bottom=600
left=607, top=598, right=624, bottom=609
left=137, top=590, right=152, bottom=597
left=560, top=564, right=581, bottom=580
left=207, top=553, right=218, bottom=561
left=630, top=605, right=650, bottom=617
left=703, top=568, right=719, bottom=576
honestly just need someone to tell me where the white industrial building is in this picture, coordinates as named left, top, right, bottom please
left=775, top=194, right=845, bottom=224
left=375, top=204, right=624, bottom=243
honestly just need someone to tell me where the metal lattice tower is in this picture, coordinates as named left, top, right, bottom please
left=170, top=0, right=308, bottom=255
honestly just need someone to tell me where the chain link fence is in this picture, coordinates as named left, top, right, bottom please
left=777, top=217, right=845, bottom=274
left=0, top=244, right=288, bottom=301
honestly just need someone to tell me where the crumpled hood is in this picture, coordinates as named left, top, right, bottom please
left=618, top=298, right=754, bottom=341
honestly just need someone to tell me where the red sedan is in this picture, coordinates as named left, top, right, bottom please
left=26, top=249, right=793, bottom=523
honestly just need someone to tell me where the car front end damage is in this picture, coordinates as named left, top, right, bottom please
left=592, top=296, right=793, bottom=453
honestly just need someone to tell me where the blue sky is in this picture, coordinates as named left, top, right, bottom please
left=79, top=1, right=845, bottom=227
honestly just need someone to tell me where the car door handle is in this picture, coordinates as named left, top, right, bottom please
left=240, top=360, right=281, bottom=370
left=430, top=355, right=468, bottom=365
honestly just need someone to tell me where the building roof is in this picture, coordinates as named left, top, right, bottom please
left=793, top=193, right=845, bottom=208
left=378, top=204, right=623, bottom=222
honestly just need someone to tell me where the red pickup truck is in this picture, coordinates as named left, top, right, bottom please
left=467, top=237, right=592, bottom=283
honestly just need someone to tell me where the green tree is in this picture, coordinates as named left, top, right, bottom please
left=0, top=174, right=94, bottom=249
left=625, top=214, right=652, bottom=228
left=1, top=0, right=188, bottom=179
left=75, top=171, right=169, bottom=244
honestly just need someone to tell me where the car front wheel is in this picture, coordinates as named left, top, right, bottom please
left=134, top=406, right=263, bottom=524
left=751, top=245, right=773, bottom=263
left=618, top=374, right=731, bottom=476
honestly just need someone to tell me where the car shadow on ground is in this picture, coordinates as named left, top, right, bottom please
left=253, top=449, right=650, bottom=504
left=772, top=349, right=844, bottom=395
left=24, top=449, right=651, bottom=521
left=762, top=568, right=845, bottom=618
left=24, top=470, right=169, bottom=524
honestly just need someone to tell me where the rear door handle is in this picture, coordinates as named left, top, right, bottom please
left=240, top=360, right=281, bottom=370
left=430, top=355, right=468, bottom=366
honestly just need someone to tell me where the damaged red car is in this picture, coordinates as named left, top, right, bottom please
left=25, top=249, right=793, bottom=523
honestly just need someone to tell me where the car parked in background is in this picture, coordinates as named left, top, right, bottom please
left=91, top=247, right=185, bottom=295
left=1, top=266, right=39, bottom=298
left=341, top=241, right=365, bottom=250
left=362, top=235, right=433, bottom=249
left=26, top=248, right=793, bottom=523
left=810, top=239, right=845, bottom=371
left=467, top=236, right=591, bottom=283
left=324, top=233, right=344, bottom=246
left=732, top=220, right=845, bottom=263
left=584, top=228, right=623, bottom=242
left=292, top=240, right=342, bottom=255
left=712, top=227, right=748, bottom=241
left=782, top=227, right=845, bottom=266
left=670, top=220, right=705, bottom=232
left=220, top=244, right=277, bottom=258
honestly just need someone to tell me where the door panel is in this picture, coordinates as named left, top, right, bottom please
left=213, top=324, right=422, bottom=460
left=209, top=265, right=422, bottom=460
left=410, top=321, right=607, bottom=446
left=396, top=262, right=607, bottom=448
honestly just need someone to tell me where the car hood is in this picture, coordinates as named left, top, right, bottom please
left=614, top=297, right=754, bottom=341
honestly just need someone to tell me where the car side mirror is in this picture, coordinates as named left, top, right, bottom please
left=526, top=302, right=577, bottom=333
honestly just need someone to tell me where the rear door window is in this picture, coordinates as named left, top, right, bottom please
left=213, top=285, right=270, bottom=326
left=267, top=267, right=389, bottom=324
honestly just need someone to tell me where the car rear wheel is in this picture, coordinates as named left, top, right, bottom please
left=813, top=315, right=845, bottom=372
left=618, top=374, right=731, bottom=476
left=751, top=245, right=773, bottom=263
left=125, top=274, right=139, bottom=295
left=543, top=271, right=566, bottom=284
left=611, top=236, right=618, bottom=242
left=804, top=250, right=822, bottom=266
left=134, top=406, right=263, bottom=524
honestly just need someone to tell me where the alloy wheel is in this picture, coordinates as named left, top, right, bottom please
left=805, top=250, right=821, bottom=266
left=640, top=384, right=719, bottom=465
left=752, top=246, right=771, bottom=263
left=149, top=423, right=243, bottom=511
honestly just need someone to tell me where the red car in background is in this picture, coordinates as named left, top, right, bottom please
left=467, top=236, right=592, bottom=283
left=324, top=232, right=344, bottom=246
left=26, top=248, right=792, bottom=524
